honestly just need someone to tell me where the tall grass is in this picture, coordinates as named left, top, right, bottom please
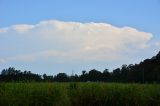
left=0, top=82, right=160, bottom=106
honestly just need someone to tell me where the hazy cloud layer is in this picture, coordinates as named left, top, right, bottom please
left=0, top=20, right=153, bottom=63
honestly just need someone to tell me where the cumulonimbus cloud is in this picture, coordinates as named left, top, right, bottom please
left=0, top=20, right=153, bottom=62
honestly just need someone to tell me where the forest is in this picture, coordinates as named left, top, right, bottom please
left=1, top=51, right=160, bottom=83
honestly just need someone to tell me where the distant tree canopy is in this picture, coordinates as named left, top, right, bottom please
left=54, top=73, right=69, bottom=82
left=0, top=67, right=41, bottom=82
left=0, top=51, right=160, bottom=83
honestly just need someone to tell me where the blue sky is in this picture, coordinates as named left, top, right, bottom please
left=0, top=0, right=160, bottom=75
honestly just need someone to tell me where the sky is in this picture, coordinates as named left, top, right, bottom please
left=0, top=0, right=160, bottom=75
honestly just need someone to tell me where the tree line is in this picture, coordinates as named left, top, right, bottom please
left=0, top=51, right=160, bottom=83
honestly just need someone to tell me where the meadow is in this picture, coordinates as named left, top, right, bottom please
left=0, top=82, right=160, bottom=106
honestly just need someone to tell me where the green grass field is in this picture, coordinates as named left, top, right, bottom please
left=0, top=83, right=160, bottom=106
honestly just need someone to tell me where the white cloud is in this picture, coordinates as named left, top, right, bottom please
left=154, top=41, right=160, bottom=46
left=0, top=20, right=153, bottom=62
left=11, top=24, right=34, bottom=33
left=0, top=28, right=8, bottom=33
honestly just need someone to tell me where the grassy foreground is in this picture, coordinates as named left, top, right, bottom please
left=0, top=83, right=160, bottom=106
